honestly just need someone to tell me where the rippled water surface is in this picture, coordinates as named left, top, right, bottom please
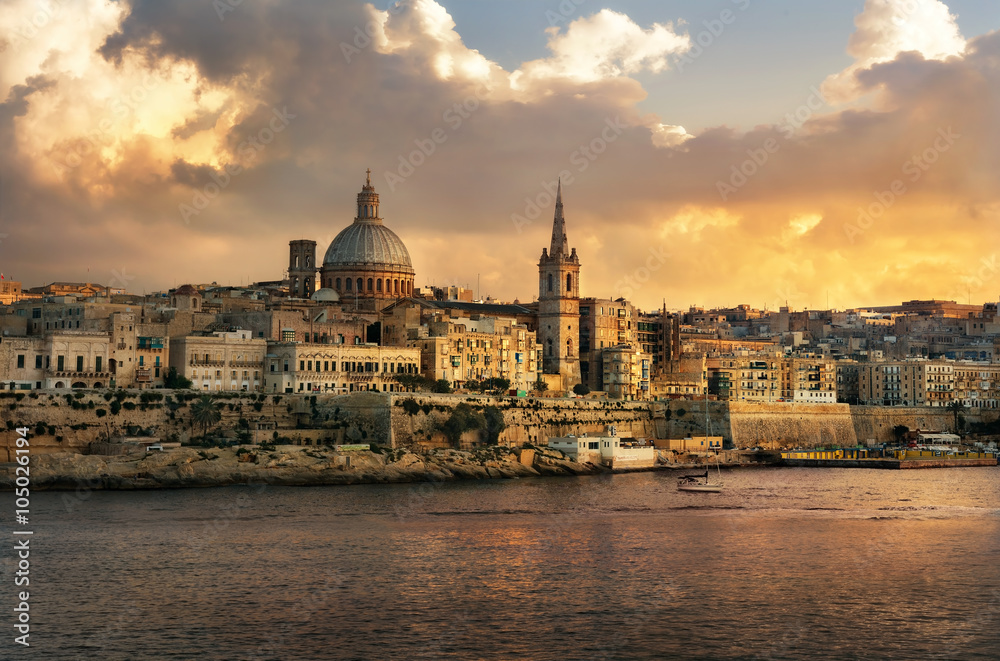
left=6, top=466, right=1000, bottom=660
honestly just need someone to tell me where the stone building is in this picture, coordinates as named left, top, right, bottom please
left=602, top=344, right=651, bottom=400
left=169, top=330, right=266, bottom=392
left=537, top=180, right=580, bottom=390
left=579, top=297, right=637, bottom=391
left=318, top=170, right=415, bottom=309
left=288, top=240, right=318, bottom=298
left=858, top=360, right=954, bottom=407
left=409, top=315, right=540, bottom=392
left=262, top=342, right=420, bottom=393
left=954, top=362, right=1000, bottom=409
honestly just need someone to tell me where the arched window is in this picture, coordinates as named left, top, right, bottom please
left=376, top=279, right=382, bottom=292
left=394, top=279, right=399, bottom=294
left=356, top=278, right=363, bottom=292
left=367, top=278, right=373, bottom=291
left=345, top=278, right=352, bottom=292
left=546, top=338, right=553, bottom=356
left=306, top=257, right=311, bottom=267
left=407, top=281, right=412, bottom=295
left=547, top=274, right=553, bottom=292
left=566, top=274, right=572, bottom=292
left=335, top=278, right=341, bottom=290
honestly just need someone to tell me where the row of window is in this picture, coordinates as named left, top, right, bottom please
left=271, top=360, right=417, bottom=374
left=324, top=277, right=412, bottom=296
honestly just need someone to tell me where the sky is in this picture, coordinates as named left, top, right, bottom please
left=1, top=0, right=999, bottom=312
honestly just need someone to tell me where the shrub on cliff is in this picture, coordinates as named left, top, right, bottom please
left=483, top=406, right=506, bottom=445
left=110, top=400, right=122, bottom=415
left=440, top=403, right=485, bottom=446
left=401, top=398, right=421, bottom=416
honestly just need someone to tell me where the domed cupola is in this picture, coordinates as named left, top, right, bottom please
left=319, top=170, right=416, bottom=308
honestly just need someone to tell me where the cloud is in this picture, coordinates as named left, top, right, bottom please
left=0, top=0, right=998, bottom=313
left=822, top=0, right=966, bottom=103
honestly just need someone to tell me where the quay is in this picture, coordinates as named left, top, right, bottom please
left=781, top=448, right=998, bottom=469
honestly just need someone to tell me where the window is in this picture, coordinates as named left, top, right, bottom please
left=76, top=356, right=84, bottom=372
left=377, top=279, right=382, bottom=292
left=566, top=274, right=572, bottom=292
left=139, top=356, right=144, bottom=366
left=16, top=355, right=24, bottom=369
left=368, top=278, right=373, bottom=291
left=547, top=274, right=553, bottom=292
left=336, top=278, right=342, bottom=290
left=356, top=278, right=363, bottom=292
left=34, top=356, right=42, bottom=369
left=96, top=357, right=102, bottom=372
left=346, top=279, right=353, bottom=292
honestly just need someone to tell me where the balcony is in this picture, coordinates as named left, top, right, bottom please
left=48, top=371, right=111, bottom=379
left=190, top=359, right=225, bottom=367
left=135, top=368, right=152, bottom=383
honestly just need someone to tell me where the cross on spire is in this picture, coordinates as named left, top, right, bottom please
left=365, top=168, right=372, bottom=186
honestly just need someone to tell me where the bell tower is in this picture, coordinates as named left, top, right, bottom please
left=288, top=239, right=317, bottom=298
left=538, top=179, right=580, bottom=388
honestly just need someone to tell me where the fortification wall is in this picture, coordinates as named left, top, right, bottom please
left=849, top=405, right=999, bottom=444
left=388, top=393, right=655, bottom=449
left=727, top=401, right=857, bottom=448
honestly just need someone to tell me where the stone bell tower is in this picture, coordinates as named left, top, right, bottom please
left=537, top=179, right=580, bottom=388
left=288, top=239, right=317, bottom=298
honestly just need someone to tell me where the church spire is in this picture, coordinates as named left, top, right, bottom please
left=549, top=178, right=569, bottom=257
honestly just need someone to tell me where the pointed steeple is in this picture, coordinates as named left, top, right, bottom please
left=549, top=178, right=569, bottom=257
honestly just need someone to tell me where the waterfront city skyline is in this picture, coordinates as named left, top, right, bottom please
left=2, top=0, right=1000, bottom=311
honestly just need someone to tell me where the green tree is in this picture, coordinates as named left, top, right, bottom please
left=533, top=379, right=548, bottom=394
left=109, top=399, right=122, bottom=415
left=394, top=374, right=428, bottom=392
left=441, top=403, right=485, bottom=446
left=483, top=405, right=506, bottom=445
left=573, top=383, right=591, bottom=396
left=483, top=377, right=510, bottom=394
left=946, top=401, right=967, bottom=434
left=164, top=367, right=193, bottom=389
left=431, top=379, right=453, bottom=394
left=191, top=396, right=222, bottom=436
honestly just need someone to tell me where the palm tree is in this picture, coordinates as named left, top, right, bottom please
left=191, top=395, right=222, bottom=437
left=946, top=400, right=967, bottom=434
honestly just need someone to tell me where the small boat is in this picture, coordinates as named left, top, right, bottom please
left=677, top=470, right=723, bottom=493
left=678, top=390, right=724, bottom=492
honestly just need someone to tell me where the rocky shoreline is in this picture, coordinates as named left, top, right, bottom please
left=1, top=445, right=625, bottom=491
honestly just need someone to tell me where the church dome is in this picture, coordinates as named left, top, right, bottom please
left=310, top=287, right=340, bottom=302
left=322, top=171, right=414, bottom=272
left=323, top=223, right=413, bottom=269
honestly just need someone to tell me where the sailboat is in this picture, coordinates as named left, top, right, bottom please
left=677, top=386, right=724, bottom=492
